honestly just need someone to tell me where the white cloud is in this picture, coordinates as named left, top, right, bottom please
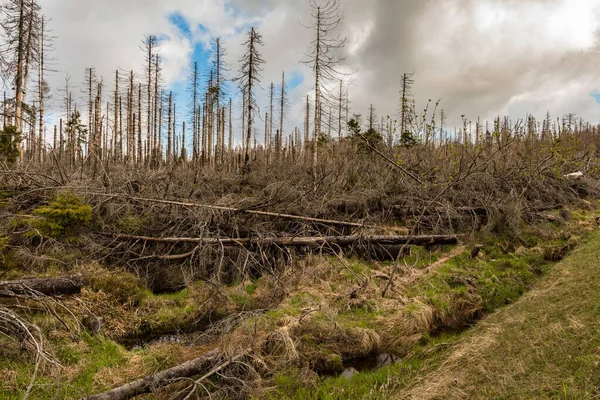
left=26, top=0, right=600, bottom=139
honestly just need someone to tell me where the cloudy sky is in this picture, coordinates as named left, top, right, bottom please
left=35, top=0, right=600, bottom=139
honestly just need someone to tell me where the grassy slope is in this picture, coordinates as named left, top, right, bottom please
left=398, top=231, right=600, bottom=400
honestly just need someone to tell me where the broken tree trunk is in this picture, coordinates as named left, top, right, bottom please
left=88, top=193, right=367, bottom=228
left=0, top=275, right=83, bottom=297
left=111, top=233, right=462, bottom=248
left=84, top=348, right=222, bottom=400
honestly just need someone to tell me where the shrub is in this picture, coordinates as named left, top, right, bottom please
left=28, top=192, right=92, bottom=240
left=0, top=125, right=21, bottom=164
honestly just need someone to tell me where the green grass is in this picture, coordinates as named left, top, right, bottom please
left=0, top=334, right=127, bottom=400
left=407, top=244, right=550, bottom=314
left=398, top=230, right=600, bottom=399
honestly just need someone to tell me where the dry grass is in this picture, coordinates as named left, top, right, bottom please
left=379, top=300, right=436, bottom=356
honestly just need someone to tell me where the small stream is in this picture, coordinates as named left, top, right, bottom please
left=119, top=330, right=207, bottom=350
left=344, top=353, right=400, bottom=372
left=320, top=353, right=401, bottom=379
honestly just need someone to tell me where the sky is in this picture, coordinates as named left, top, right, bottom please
left=34, top=0, right=600, bottom=141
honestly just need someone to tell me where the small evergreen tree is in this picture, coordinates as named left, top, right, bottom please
left=348, top=114, right=383, bottom=152
left=0, top=125, right=21, bottom=164
left=65, top=110, right=87, bottom=159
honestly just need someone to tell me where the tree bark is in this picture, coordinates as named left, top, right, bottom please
left=111, top=233, right=461, bottom=248
left=0, top=275, right=83, bottom=297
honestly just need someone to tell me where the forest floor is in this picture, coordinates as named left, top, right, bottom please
left=1, top=204, right=600, bottom=399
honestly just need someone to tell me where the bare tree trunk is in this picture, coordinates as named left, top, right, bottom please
left=278, top=71, right=285, bottom=160
left=268, top=82, right=273, bottom=164
left=304, top=95, right=309, bottom=158
left=59, top=118, right=63, bottom=160
left=113, top=70, right=119, bottom=161
left=127, top=71, right=133, bottom=164
left=0, top=275, right=83, bottom=297
left=146, top=37, right=153, bottom=168
left=166, top=91, right=172, bottom=163
left=92, top=82, right=101, bottom=175
left=172, top=103, right=177, bottom=162
left=14, top=0, right=26, bottom=161
left=119, top=96, right=123, bottom=161
left=191, top=62, right=198, bottom=165
left=137, top=84, right=142, bottom=165
left=312, top=8, right=322, bottom=184
left=244, top=30, right=256, bottom=167
left=84, top=349, right=222, bottom=400
left=158, top=90, right=163, bottom=162
left=202, top=100, right=206, bottom=167
left=228, top=99, right=232, bottom=171
left=241, top=88, right=246, bottom=160
left=87, top=67, right=94, bottom=148
left=207, top=74, right=213, bottom=168
left=37, top=17, right=44, bottom=165
left=113, top=233, right=462, bottom=248
left=153, top=55, right=160, bottom=167
left=338, top=80, right=343, bottom=141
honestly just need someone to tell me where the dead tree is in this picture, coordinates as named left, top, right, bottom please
left=302, top=0, right=347, bottom=184
left=278, top=71, right=287, bottom=160
left=0, top=275, right=82, bottom=297
left=189, top=61, right=199, bottom=164
left=166, top=91, right=172, bottom=163
left=0, top=0, right=42, bottom=161
left=235, top=27, right=265, bottom=167
left=143, top=36, right=157, bottom=166
left=153, top=55, right=162, bottom=166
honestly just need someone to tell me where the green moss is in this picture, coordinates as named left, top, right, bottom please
left=245, top=282, right=258, bottom=295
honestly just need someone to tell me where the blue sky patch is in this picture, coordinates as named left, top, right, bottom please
left=590, top=90, right=600, bottom=105
left=288, top=70, right=304, bottom=89
left=168, top=12, right=192, bottom=39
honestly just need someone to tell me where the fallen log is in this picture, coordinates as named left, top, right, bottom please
left=0, top=275, right=83, bottom=297
left=84, top=348, right=223, bottom=400
left=89, top=192, right=369, bottom=228
left=111, top=233, right=462, bottom=248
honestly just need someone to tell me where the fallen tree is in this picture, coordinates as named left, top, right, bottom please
left=0, top=275, right=83, bottom=298
left=110, top=233, right=462, bottom=248
left=84, top=347, right=238, bottom=400
left=89, top=193, right=369, bottom=228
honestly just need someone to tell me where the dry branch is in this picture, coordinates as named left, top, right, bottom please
left=88, top=193, right=368, bottom=228
left=110, top=233, right=462, bottom=248
left=0, top=275, right=83, bottom=298
left=84, top=348, right=226, bottom=400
